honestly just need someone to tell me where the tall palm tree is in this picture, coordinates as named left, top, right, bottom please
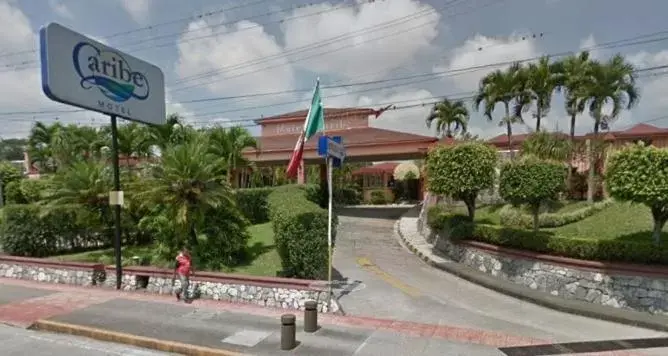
left=425, top=98, right=469, bottom=138
left=515, top=56, right=561, bottom=132
left=135, top=134, right=234, bottom=248
left=557, top=51, right=592, bottom=192
left=582, top=54, right=640, bottom=202
left=474, top=63, right=524, bottom=156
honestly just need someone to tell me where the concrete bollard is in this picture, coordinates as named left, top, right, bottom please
left=304, top=300, right=318, bottom=333
left=280, top=314, right=297, bottom=350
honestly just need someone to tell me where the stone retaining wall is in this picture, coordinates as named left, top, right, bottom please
left=417, top=206, right=668, bottom=315
left=0, top=256, right=338, bottom=313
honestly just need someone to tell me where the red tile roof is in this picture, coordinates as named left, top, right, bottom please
left=256, top=107, right=378, bottom=123
left=352, top=162, right=399, bottom=175
left=486, top=124, right=668, bottom=145
left=246, top=127, right=437, bottom=152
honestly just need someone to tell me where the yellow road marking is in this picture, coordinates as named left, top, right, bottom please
left=356, top=257, right=421, bottom=297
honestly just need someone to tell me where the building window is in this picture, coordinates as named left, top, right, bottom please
left=364, top=174, right=384, bottom=188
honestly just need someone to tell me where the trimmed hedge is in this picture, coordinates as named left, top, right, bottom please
left=427, top=206, right=668, bottom=265
left=0, top=204, right=108, bottom=257
left=235, top=187, right=275, bottom=224
left=268, top=185, right=337, bottom=279
left=498, top=199, right=614, bottom=229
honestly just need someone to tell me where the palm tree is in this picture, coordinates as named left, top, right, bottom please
left=207, top=126, right=257, bottom=186
left=41, top=160, right=112, bottom=237
left=557, top=51, right=592, bottom=193
left=100, top=122, right=153, bottom=170
left=581, top=54, right=640, bottom=202
left=27, top=122, right=63, bottom=173
left=515, top=56, right=561, bottom=132
left=521, top=132, right=572, bottom=162
left=425, top=98, right=469, bottom=138
left=474, top=63, right=525, bottom=156
left=135, top=134, right=235, bottom=249
left=148, top=113, right=185, bottom=151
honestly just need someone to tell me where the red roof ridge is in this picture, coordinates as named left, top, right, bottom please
left=256, top=107, right=376, bottom=123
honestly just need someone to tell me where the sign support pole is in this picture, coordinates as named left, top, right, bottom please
left=110, top=114, right=123, bottom=290
left=326, top=156, right=334, bottom=310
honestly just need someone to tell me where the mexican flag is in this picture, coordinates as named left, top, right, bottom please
left=286, top=80, right=325, bottom=178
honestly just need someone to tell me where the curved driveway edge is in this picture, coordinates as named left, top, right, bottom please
left=395, top=213, right=668, bottom=333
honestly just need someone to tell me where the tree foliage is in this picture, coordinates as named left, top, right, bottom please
left=606, top=143, right=668, bottom=244
left=425, top=142, right=497, bottom=220
left=499, top=157, right=566, bottom=231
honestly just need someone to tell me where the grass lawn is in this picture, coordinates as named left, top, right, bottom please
left=549, top=201, right=668, bottom=243
left=50, top=222, right=282, bottom=277
left=451, top=200, right=588, bottom=226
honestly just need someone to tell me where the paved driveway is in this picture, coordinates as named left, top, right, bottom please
left=332, top=207, right=668, bottom=355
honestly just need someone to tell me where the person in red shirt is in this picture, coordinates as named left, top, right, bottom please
left=174, top=248, right=194, bottom=302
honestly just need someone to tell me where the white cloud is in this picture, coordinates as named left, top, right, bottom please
left=282, top=0, right=440, bottom=80
left=435, top=33, right=541, bottom=92
left=48, top=0, right=73, bottom=19
left=175, top=15, right=297, bottom=105
left=0, top=1, right=107, bottom=139
left=120, top=0, right=151, bottom=24
left=579, top=34, right=601, bottom=60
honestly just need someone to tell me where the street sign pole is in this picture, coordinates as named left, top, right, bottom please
left=326, top=155, right=334, bottom=308
left=317, top=135, right=345, bottom=311
left=109, top=115, right=123, bottom=290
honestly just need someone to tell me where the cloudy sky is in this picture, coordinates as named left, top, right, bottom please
left=1, top=0, right=667, bottom=139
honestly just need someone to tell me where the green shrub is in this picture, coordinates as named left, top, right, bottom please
left=427, top=207, right=668, bottom=265
left=334, top=185, right=362, bottom=205
left=499, top=158, right=566, bottom=231
left=268, top=185, right=337, bottom=279
left=235, top=187, right=274, bottom=224
left=498, top=199, right=614, bottom=229
left=0, top=204, right=106, bottom=257
left=370, top=190, right=386, bottom=205
left=425, top=142, right=497, bottom=220
left=5, top=178, right=49, bottom=204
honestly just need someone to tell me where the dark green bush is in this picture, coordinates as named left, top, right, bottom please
left=268, top=185, right=337, bottom=279
left=0, top=204, right=107, bottom=257
left=334, top=185, right=362, bottom=205
left=427, top=206, right=668, bottom=265
left=5, top=178, right=49, bottom=204
left=235, top=187, right=274, bottom=224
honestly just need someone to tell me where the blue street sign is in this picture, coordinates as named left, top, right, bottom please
left=318, top=135, right=345, bottom=168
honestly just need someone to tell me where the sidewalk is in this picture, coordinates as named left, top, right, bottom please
left=0, top=278, right=550, bottom=356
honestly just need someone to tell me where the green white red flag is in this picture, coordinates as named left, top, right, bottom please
left=286, top=80, right=325, bottom=178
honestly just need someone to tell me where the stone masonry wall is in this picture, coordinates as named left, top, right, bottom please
left=0, top=259, right=338, bottom=313
left=417, top=208, right=668, bottom=315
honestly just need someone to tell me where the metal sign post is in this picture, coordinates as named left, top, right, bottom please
left=40, top=22, right=165, bottom=289
left=318, top=135, right=345, bottom=309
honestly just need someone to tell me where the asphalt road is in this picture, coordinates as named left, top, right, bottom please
left=332, top=208, right=668, bottom=355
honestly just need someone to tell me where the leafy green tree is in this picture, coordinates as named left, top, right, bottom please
left=207, top=126, right=257, bottom=185
left=27, top=122, right=63, bottom=173
left=499, top=157, right=566, bottom=231
left=606, top=143, right=668, bottom=244
left=582, top=55, right=639, bottom=202
left=425, top=98, right=469, bottom=138
left=474, top=63, right=525, bottom=155
left=0, top=138, right=28, bottom=161
left=425, top=142, right=497, bottom=220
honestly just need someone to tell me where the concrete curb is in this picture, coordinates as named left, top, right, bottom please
left=30, top=319, right=247, bottom=356
left=395, top=218, right=668, bottom=333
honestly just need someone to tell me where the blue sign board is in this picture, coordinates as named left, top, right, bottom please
left=318, top=135, right=345, bottom=168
